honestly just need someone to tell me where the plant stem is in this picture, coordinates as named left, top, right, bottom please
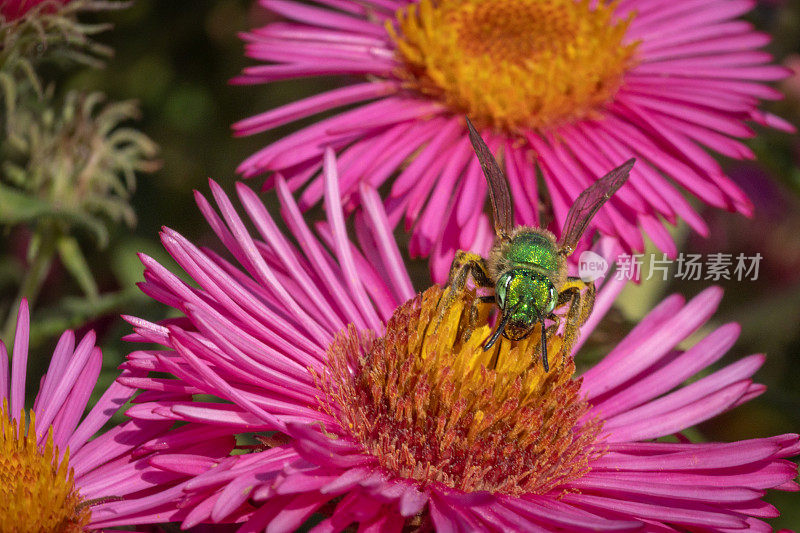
left=2, top=224, right=58, bottom=342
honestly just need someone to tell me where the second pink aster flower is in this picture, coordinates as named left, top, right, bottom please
left=125, top=154, right=798, bottom=531
left=0, top=300, right=235, bottom=530
left=233, top=0, right=795, bottom=282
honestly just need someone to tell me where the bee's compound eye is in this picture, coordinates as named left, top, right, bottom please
left=495, top=273, right=512, bottom=308
left=546, top=285, right=557, bottom=314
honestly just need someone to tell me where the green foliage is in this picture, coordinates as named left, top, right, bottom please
left=1, top=91, right=158, bottom=244
left=0, top=0, right=157, bottom=340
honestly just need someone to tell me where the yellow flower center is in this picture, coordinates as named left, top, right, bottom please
left=0, top=402, right=89, bottom=533
left=321, top=286, right=601, bottom=496
left=389, top=0, right=638, bottom=132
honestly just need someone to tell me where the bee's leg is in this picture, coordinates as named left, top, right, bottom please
left=558, top=277, right=596, bottom=326
left=437, top=251, right=493, bottom=337
left=446, top=251, right=493, bottom=289
left=556, top=279, right=597, bottom=359
left=464, top=295, right=497, bottom=342
left=545, top=312, right=561, bottom=340
left=439, top=251, right=493, bottom=310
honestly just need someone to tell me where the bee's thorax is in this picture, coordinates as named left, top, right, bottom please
left=488, top=226, right=567, bottom=290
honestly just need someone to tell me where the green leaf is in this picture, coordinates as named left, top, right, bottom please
left=28, top=287, right=146, bottom=344
left=0, top=182, right=109, bottom=245
left=0, top=180, right=53, bottom=223
left=57, top=235, right=99, bottom=299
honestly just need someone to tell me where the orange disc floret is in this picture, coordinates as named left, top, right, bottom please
left=320, top=285, right=602, bottom=496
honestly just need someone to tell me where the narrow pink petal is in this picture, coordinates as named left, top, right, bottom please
left=583, top=287, right=722, bottom=398
left=633, top=19, right=752, bottom=52
left=246, top=24, right=385, bottom=46
left=181, top=491, right=219, bottom=529
left=181, top=302, right=320, bottom=393
left=9, top=299, right=29, bottom=419
left=297, top=125, right=386, bottom=211
left=631, top=0, right=755, bottom=38
left=71, top=419, right=172, bottom=478
left=163, top=403, right=269, bottom=429
left=207, top=179, right=331, bottom=346
left=602, top=112, right=728, bottom=207
left=582, top=463, right=798, bottom=491
left=36, top=330, right=97, bottom=437
left=567, top=474, right=763, bottom=503
left=749, top=110, right=796, bottom=133
left=564, top=493, right=747, bottom=529
left=323, top=148, right=383, bottom=332
left=358, top=509, right=404, bottom=533
left=51, top=347, right=102, bottom=447
left=604, top=380, right=750, bottom=442
left=135, top=423, right=235, bottom=457
left=325, top=493, right=383, bottom=531
left=269, top=178, right=370, bottom=328
left=317, top=218, right=399, bottom=323
left=275, top=470, right=339, bottom=496
left=210, top=469, right=262, bottom=521
left=491, top=502, right=552, bottom=532
left=411, top=137, right=472, bottom=257
left=592, top=439, right=783, bottom=471
left=589, top=323, right=740, bottom=418
left=390, top=118, right=462, bottom=199
left=359, top=183, right=415, bottom=302
left=33, top=330, right=75, bottom=413
left=261, top=0, right=386, bottom=37
left=428, top=494, right=460, bottom=533
left=573, top=270, right=627, bottom=351
left=174, top=241, right=323, bottom=363
left=168, top=331, right=288, bottom=431
left=266, top=492, right=330, bottom=533
left=0, top=342, right=7, bottom=404
left=233, top=81, right=397, bottom=135
left=89, top=484, right=190, bottom=527
left=503, top=496, right=643, bottom=531
left=604, top=354, right=764, bottom=431
left=230, top=183, right=350, bottom=332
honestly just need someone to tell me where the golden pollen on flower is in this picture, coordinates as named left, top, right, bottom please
left=389, top=0, right=638, bottom=132
left=0, top=402, right=90, bottom=533
left=321, top=286, right=602, bottom=496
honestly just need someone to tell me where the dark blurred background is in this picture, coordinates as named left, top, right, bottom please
left=10, top=0, right=800, bottom=528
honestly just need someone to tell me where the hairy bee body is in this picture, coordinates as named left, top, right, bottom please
left=486, top=227, right=567, bottom=341
left=453, top=117, right=634, bottom=369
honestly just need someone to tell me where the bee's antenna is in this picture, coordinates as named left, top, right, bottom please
left=534, top=306, right=549, bottom=372
left=484, top=310, right=512, bottom=351
left=540, top=319, right=549, bottom=372
left=484, top=301, right=521, bottom=353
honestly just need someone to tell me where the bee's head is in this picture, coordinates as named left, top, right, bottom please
left=493, top=269, right=556, bottom=341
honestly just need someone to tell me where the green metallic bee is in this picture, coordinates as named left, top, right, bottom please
left=445, top=118, right=635, bottom=372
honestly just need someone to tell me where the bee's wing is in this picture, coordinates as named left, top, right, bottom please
left=557, top=158, right=635, bottom=256
left=466, top=117, right=514, bottom=239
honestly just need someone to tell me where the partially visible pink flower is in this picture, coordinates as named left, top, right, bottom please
left=125, top=152, right=798, bottom=531
left=0, top=300, right=235, bottom=530
left=1, top=0, right=70, bottom=21
left=233, top=0, right=795, bottom=282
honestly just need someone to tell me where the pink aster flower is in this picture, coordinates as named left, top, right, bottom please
left=0, top=299, right=234, bottom=530
left=125, top=152, right=798, bottom=531
left=233, top=0, right=795, bottom=282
